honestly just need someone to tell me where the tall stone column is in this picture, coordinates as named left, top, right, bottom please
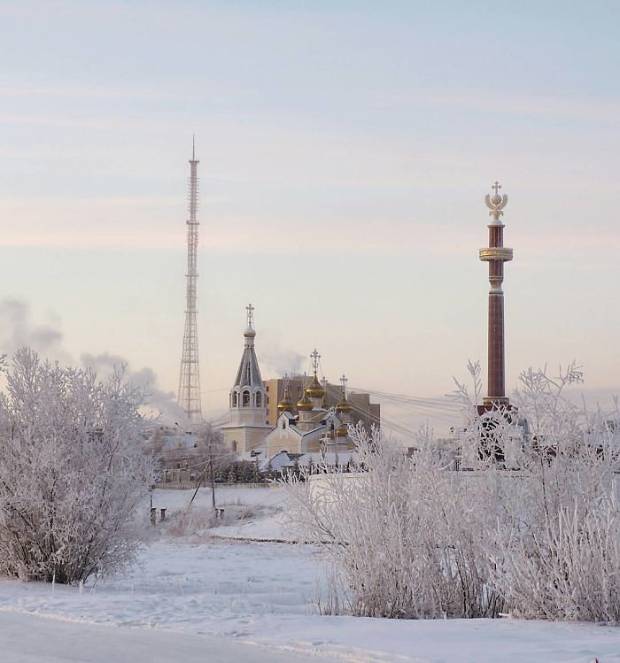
left=479, top=182, right=513, bottom=410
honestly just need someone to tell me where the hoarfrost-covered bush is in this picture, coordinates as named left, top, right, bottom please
left=488, top=363, right=620, bottom=622
left=285, top=424, right=502, bottom=618
left=285, top=361, right=620, bottom=622
left=0, top=348, right=152, bottom=584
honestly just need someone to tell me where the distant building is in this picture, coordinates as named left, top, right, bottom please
left=146, top=425, right=203, bottom=485
left=264, top=450, right=355, bottom=474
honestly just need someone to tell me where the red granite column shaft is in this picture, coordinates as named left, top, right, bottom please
left=487, top=225, right=505, bottom=400
left=488, top=290, right=505, bottom=400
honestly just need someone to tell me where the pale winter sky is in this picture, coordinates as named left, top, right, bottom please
left=1, top=1, right=619, bottom=425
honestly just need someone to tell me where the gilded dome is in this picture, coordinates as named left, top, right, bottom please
left=297, top=393, right=313, bottom=411
left=305, top=374, right=325, bottom=399
left=277, top=397, right=293, bottom=413
left=277, top=384, right=293, bottom=413
left=335, top=398, right=353, bottom=413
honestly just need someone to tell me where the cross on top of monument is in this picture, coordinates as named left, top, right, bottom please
left=340, top=374, right=348, bottom=397
left=246, top=303, right=255, bottom=329
left=485, top=180, right=508, bottom=219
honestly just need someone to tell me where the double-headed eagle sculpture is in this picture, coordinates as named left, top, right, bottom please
left=485, top=181, right=508, bottom=221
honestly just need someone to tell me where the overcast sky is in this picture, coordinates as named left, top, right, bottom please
left=1, top=1, right=619, bottom=422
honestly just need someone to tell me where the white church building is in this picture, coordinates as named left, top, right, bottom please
left=221, top=306, right=356, bottom=463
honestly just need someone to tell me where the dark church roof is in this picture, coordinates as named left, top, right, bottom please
left=233, top=325, right=263, bottom=389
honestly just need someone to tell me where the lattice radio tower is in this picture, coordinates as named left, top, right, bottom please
left=177, top=138, right=202, bottom=423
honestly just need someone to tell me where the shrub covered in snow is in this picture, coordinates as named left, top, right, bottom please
left=285, top=362, right=620, bottom=622
left=285, top=424, right=501, bottom=619
left=0, top=348, right=153, bottom=584
left=488, top=363, right=620, bottom=622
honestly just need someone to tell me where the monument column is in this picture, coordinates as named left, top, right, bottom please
left=479, top=182, right=513, bottom=410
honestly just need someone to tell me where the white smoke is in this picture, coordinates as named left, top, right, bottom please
left=81, top=352, right=184, bottom=423
left=0, top=298, right=71, bottom=363
left=259, top=336, right=306, bottom=378
left=0, top=297, right=181, bottom=423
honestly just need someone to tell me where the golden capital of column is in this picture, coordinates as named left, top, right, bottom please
left=479, top=247, right=513, bottom=262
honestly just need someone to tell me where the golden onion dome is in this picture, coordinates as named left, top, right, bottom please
left=297, top=393, right=313, bottom=411
left=277, top=383, right=293, bottom=413
left=277, top=397, right=293, bottom=413
left=305, top=374, right=325, bottom=399
left=335, top=398, right=353, bottom=413
left=336, top=424, right=348, bottom=438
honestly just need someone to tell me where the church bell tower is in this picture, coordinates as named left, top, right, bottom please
left=221, top=304, right=271, bottom=454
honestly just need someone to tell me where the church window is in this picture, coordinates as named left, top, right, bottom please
left=242, top=390, right=250, bottom=407
left=232, top=440, right=238, bottom=452
left=232, top=392, right=238, bottom=407
left=256, top=392, right=262, bottom=407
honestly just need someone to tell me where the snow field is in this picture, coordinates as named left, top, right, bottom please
left=0, top=485, right=618, bottom=662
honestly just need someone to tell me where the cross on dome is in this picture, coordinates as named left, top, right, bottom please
left=246, top=303, right=255, bottom=329
left=310, top=349, right=321, bottom=376
left=340, top=373, right=348, bottom=397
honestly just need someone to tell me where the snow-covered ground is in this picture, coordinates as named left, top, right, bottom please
left=0, top=611, right=324, bottom=663
left=153, top=483, right=292, bottom=541
left=1, top=486, right=618, bottom=662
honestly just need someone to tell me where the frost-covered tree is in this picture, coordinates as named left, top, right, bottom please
left=489, top=363, right=620, bottom=622
left=285, top=423, right=501, bottom=618
left=285, top=361, right=620, bottom=622
left=0, top=348, right=152, bottom=584
left=187, top=423, right=232, bottom=508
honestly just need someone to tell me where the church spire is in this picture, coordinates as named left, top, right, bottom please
left=305, top=348, right=326, bottom=404
left=222, top=305, right=270, bottom=454
left=232, top=304, right=264, bottom=395
left=336, top=373, right=353, bottom=415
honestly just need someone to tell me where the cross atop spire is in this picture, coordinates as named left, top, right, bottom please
left=492, top=181, right=501, bottom=196
left=246, top=303, right=255, bottom=329
left=310, top=348, right=321, bottom=376
left=340, top=373, right=348, bottom=398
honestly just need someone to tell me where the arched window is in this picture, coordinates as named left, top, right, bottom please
left=255, top=392, right=262, bottom=408
left=232, top=392, right=238, bottom=407
left=242, top=390, right=250, bottom=407
left=232, top=440, right=238, bottom=453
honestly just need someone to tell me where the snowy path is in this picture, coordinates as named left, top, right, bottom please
left=0, top=611, right=332, bottom=663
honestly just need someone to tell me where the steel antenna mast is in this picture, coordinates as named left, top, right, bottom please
left=177, top=137, right=203, bottom=424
